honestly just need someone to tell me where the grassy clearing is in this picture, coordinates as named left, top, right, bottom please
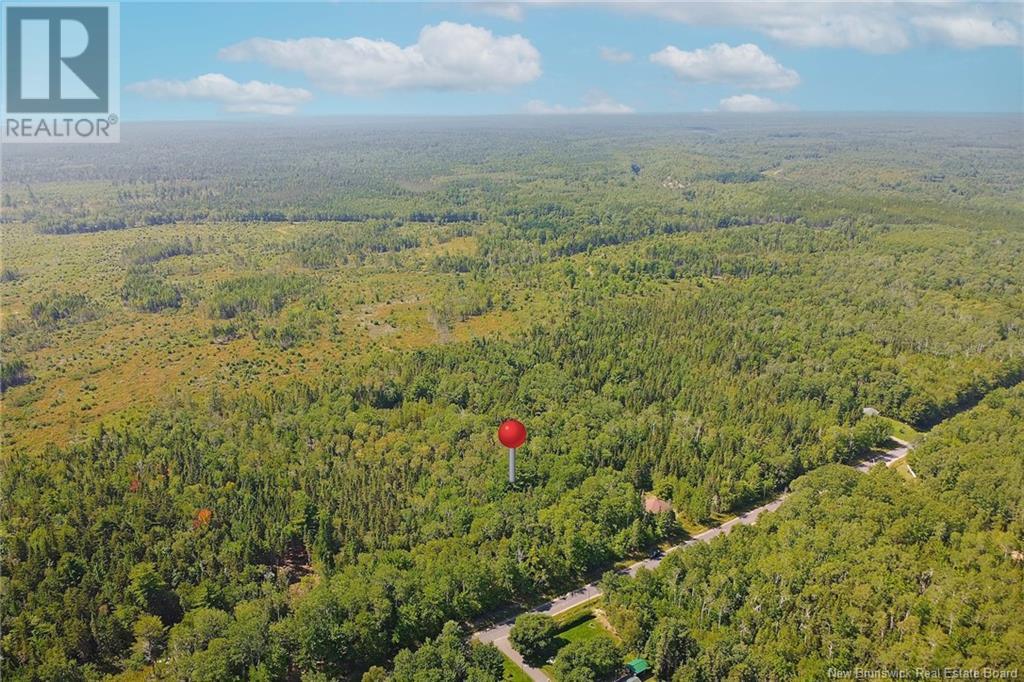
left=540, top=607, right=623, bottom=679
left=880, top=416, right=922, bottom=443
left=891, top=457, right=919, bottom=482
left=542, top=615, right=615, bottom=678
left=554, top=616, right=608, bottom=648
left=676, top=512, right=711, bottom=538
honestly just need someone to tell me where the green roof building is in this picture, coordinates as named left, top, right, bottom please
left=626, top=658, right=651, bottom=676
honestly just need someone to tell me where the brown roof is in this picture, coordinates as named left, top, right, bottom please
left=644, top=495, right=672, bottom=514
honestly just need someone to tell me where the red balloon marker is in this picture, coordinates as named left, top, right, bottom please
left=498, top=419, right=527, bottom=483
left=498, top=419, right=527, bottom=448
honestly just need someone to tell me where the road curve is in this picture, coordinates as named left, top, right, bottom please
left=854, top=437, right=911, bottom=472
left=474, top=440, right=911, bottom=680
left=473, top=492, right=789, bottom=680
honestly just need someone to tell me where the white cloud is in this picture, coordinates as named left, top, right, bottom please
left=456, top=2, right=1022, bottom=53
left=219, top=22, right=542, bottom=94
left=525, top=91, right=634, bottom=114
left=599, top=46, right=634, bottom=63
left=912, top=13, right=1020, bottom=49
left=615, top=1, right=1022, bottom=53
left=474, top=3, right=525, bottom=22
left=126, top=73, right=312, bottom=114
left=719, top=94, right=796, bottom=113
left=650, top=43, right=800, bottom=90
left=618, top=3, right=909, bottom=52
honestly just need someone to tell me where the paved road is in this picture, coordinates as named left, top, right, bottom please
left=473, top=492, right=790, bottom=680
left=854, top=437, right=911, bottom=472
left=475, top=440, right=912, bottom=680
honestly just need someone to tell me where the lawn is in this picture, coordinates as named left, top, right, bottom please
left=551, top=597, right=601, bottom=628
left=880, top=416, right=922, bottom=443
left=541, top=615, right=618, bottom=679
left=501, top=653, right=532, bottom=682
left=554, top=616, right=609, bottom=648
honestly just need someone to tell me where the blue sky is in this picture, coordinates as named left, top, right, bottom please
left=120, top=1, right=1024, bottom=119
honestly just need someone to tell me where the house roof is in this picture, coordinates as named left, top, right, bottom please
left=627, top=658, right=650, bottom=674
left=644, top=495, right=672, bottom=514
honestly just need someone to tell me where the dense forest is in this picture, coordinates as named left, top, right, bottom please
left=1, top=117, right=1022, bottom=680
left=599, top=385, right=1024, bottom=680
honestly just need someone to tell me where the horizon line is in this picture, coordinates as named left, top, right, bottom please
left=119, top=111, right=1024, bottom=124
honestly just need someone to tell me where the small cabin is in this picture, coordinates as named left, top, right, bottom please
left=643, top=495, right=671, bottom=515
left=625, top=658, right=650, bottom=678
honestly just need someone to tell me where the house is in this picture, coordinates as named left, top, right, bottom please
left=626, top=658, right=651, bottom=677
left=643, top=495, right=671, bottom=515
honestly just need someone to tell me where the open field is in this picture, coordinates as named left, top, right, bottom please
left=0, top=218, right=561, bottom=451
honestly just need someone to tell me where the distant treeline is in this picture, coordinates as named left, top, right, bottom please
left=36, top=210, right=483, bottom=235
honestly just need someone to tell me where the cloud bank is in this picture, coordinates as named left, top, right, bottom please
left=219, top=22, right=542, bottom=94
left=525, top=91, right=634, bottom=114
left=651, top=43, right=800, bottom=90
left=498, top=2, right=1021, bottom=53
left=600, top=46, right=635, bottom=63
left=718, top=94, right=796, bottom=113
left=912, top=13, right=1021, bottom=49
left=475, top=3, right=526, bottom=22
left=126, top=73, right=313, bottom=114
left=637, top=3, right=912, bottom=52
left=623, top=2, right=1022, bottom=52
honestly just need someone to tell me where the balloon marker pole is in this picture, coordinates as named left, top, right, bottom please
left=498, top=419, right=526, bottom=487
